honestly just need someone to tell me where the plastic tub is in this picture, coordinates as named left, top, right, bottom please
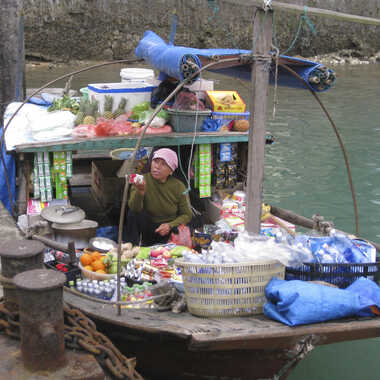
left=167, top=108, right=212, bottom=133
left=88, top=82, right=157, bottom=113
left=120, top=68, right=155, bottom=83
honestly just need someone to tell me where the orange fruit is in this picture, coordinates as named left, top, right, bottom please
left=96, top=269, right=106, bottom=274
left=84, top=265, right=94, bottom=272
left=91, top=251, right=102, bottom=260
left=80, top=253, right=93, bottom=267
left=92, top=259, right=105, bottom=272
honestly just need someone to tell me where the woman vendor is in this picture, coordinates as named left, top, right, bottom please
left=126, top=148, right=192, bottom=246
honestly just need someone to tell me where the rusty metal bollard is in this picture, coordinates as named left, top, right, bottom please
left=0, top=240, right=45, bottom=312
left=13, top=269, right=67, bottom=372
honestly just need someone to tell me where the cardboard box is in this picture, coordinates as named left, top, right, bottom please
left=205, top=91, right=246, bottom=112
left=205, top=199, right=222, bottom=224
left=91, top=160, right=124, bottom=209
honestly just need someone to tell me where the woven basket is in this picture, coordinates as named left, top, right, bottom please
left=175, top=259, right=285, bottom=317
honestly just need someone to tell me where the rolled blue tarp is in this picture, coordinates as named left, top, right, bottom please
left=135, top=31, right=336, bottom=92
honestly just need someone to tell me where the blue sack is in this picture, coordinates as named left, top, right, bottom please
left=201, top=118, right=221, bottom=132
left=264, top=277, right=380, bottom=326
left=96, top=226, right=118, bottom=241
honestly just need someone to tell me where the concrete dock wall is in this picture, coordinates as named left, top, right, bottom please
left=23, top=0, right=380, bottom=61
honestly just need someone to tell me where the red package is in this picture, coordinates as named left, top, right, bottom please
left=168, top=224, right=193, bottom=248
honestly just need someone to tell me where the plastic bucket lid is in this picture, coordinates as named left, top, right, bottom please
left=80, top=87, right=89, bottom=99
left=120, top=68, right=155, bottom=81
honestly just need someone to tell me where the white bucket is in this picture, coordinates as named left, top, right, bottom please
left=88, top=82, right=157, bottom=113
left=120, top=68, right=155, bottom=83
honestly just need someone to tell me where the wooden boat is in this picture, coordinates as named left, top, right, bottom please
left=63, top=288, right=380, bottom=380
left=2, top=2, right=380, bottom=380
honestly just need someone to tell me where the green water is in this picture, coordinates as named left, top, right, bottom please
left=26, top=62, right=380, bottom=380
left=263, top=65, right=380, bottom=380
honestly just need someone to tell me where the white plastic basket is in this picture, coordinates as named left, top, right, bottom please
left=175, top=258, right=284, bottom=317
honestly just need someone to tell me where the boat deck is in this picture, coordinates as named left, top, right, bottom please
left=64, top=290, right=380, bottom=352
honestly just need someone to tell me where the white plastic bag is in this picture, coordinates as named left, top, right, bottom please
left=29, top=110, right=75, bottom=141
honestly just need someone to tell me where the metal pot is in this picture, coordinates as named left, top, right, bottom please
left=51, top=219, right=98, bottom=249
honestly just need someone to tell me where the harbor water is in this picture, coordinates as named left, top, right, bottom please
left=26, top=61, right=380, bottom=379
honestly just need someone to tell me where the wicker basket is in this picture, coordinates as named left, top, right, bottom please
left=175, top=259, right=285, bottom=317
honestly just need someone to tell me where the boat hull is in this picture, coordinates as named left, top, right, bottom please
left=64, top=291, right=380, bottom=380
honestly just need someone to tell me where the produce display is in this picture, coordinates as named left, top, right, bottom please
left=48, top=94, right=80, bottom=114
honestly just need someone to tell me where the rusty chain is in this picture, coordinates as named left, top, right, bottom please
left=0, top=301, right=143, bottom=380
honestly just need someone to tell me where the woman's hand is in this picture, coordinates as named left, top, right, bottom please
left=134, top=180, right=146, bottom=195
left=155, top=223, right=171, bottom=236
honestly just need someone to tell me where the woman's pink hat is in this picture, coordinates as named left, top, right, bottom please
left=152, top=148, right=178, bottom=171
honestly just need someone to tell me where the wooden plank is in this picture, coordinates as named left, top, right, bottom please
left=245, top=8, right=273, bottom=234
left=14, top=132, right=249, bottom=153
left=221, top=0, right=380, bottom=26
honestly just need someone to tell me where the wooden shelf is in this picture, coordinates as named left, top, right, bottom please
left=15, top=131, right=249, bottom=153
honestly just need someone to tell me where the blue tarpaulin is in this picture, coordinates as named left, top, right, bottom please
left=264, top=277, right=380, bottom=326
left=135, top=31, right=336, bottom=92
left=0, top=130, right=16, bottom=215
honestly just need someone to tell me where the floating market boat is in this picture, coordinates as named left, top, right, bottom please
left=2, top=2, right=380, bottom=380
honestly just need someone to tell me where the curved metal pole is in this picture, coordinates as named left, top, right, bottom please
left=278, top=61, right=359, bottom=236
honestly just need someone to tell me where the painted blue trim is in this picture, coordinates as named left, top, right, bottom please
left=87, top=85, right=156, bottom=94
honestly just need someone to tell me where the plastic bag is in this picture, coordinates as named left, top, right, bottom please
left=139, top=109, right=168, bottom=128
left=264, top=277, right=380, bottom=326
left=173, top=90, right=206, bottom=111
left=29, top=110, right=75, bottom=141
left=169, top=224, right=192, bottom=248
left=294, top=232, right=375, bottom=264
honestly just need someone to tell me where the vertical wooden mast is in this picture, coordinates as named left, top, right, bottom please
left=245, top=6, right=273, bottom=234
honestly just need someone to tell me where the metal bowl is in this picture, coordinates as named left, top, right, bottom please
left=89, top=237, right=117, bottom=253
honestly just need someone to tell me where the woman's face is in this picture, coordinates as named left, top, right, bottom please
left=151, top=158, right=173, bottom=182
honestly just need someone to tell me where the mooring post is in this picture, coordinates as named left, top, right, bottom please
left=0, top=240, right=45, bottom=312
left=13, top=269, right=67, bottom=372
left=0, top=0, right=24, bottom=124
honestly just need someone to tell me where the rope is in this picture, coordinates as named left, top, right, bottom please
left=271, top=45, right=280, bottom=119
left=272, top=6, right=317, bottom=56
left=206, top=0, right=239, bottom=49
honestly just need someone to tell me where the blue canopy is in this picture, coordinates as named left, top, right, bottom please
left=135, top=31, right=336, bottom=92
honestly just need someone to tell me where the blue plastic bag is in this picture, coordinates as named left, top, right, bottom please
left=96, top=226, right=118, bottom=241
left=264, top=277, right=380, bottom=326
left=294, top=233, right=374, bottom=264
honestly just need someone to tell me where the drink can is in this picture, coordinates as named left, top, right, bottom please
left=104, top=286, right=113, bottom=300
